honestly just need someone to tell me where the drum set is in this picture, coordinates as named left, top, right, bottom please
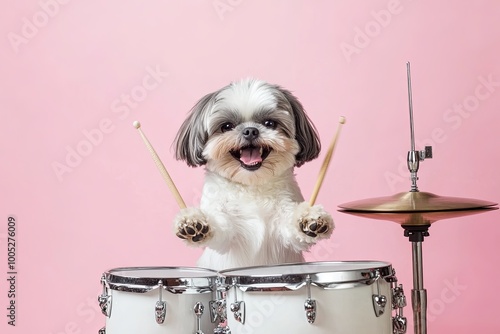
left=98, top=261, right=404, bottom=334
left=97, top=63, right=497, bottom=333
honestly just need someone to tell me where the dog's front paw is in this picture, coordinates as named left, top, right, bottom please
left=176, top=219, right=210, bottom=243
left=296, top=202, right=334, bottom=242
left=299, top=216, right=331, bottom=238
left=174, top=208, right=212, bottom=244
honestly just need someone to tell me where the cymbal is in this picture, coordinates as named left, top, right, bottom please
left=340, top=207, right=498, bottom=226
left=338, top=191, right=497, bottom=213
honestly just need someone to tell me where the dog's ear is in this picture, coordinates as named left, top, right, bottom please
left=174, top=92, right=217, bottom=167
left=279, top=88, right=321, bottom=167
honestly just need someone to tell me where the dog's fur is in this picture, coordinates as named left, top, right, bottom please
left=173, top=78, right=333, bottom=271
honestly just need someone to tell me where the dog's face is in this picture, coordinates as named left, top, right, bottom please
left=175, top=79, right=321, bottom=185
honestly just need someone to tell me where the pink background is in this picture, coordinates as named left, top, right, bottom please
left=1, top=0, right=499, bottom=333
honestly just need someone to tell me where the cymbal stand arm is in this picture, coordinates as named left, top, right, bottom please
left=406, top=62, right=432, bottom=192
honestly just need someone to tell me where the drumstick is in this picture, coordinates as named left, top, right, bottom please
left=133, top=121, right=187, bottom=209
left=309, top=116, right=346, bottom=206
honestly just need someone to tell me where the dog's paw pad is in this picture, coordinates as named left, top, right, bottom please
left=299, top=217, right=330, bottom=238
left=176, top=219, right=210, bottom=243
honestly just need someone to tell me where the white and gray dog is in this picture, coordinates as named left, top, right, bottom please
left=173, top=78, right=333, bottom=271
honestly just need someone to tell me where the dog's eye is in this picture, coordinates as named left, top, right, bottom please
left=221, top=122, right=235, bottom=132
left=263, top=120, right=277, bottom=129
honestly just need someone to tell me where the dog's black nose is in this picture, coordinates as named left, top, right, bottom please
left=242, top=127, right=259, bottom=140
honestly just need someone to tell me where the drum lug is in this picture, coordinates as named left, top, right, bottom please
left=372, top=295, right=387, bottom=317
left=304, top=298, right=317, bottom=324
left=392, top=283, right=408, bottom=334
left=98, top=275, right=112, bottom=317
left=155, top=301, right=166, bottom=325
left=209, top=298, right=227, bottom=323
left=229, top=279, right=245, bottom=324
left=98, top=326, right=106, bottom=334
left=304, top=275, right=317, bottom=324
left=393, top=315, right=408, bottom=334
left=210, top=282, right=231, bottom=333
left=194, top=302, right=205, bottom=334
left=155, top=280, right=167, bottom=324
left=210, top=279, right=228, bottom=324
left=213, top=325, right=231, bottom=334
left=98, top=295, right=112, bottom=318
left=230, top=300, right=245, bottom=324
left=392, top=284, right=407, bottom=309
left=372, top=270, right=387, bottom=317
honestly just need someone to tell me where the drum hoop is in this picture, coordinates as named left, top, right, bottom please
left=104, top=266, right=218, bottom=294
left=218, top=261, right=393, bottom=292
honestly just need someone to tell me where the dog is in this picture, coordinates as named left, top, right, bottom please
left=173, top=78, right=334, bottom=271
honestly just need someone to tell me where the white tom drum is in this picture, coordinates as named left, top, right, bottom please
left=218, top=261, right=407, bottom=334
left=98, top=267, right=218, bottom=334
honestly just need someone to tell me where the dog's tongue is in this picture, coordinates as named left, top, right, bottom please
left=240, top=147, right=262, bottom=165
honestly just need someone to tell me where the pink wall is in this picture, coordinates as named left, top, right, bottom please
left=1, top=0, right=499, bottom=333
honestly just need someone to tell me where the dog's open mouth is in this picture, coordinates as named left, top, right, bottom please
left=230, top=145, right=271, bottom=171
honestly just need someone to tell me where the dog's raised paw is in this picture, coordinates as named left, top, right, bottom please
left=294, top=202, right=334, bottom=243
left=176, top=218, right=210, bottom=243
left=299, top=216, right=330, bottom=238
left=174, top=207, right=212, bottom=244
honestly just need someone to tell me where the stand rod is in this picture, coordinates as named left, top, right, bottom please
left=407, top=62, right=416, bottom=152
left=411, top=241, right=427, bottom=334
left=404, top=225, right=429, bottom=334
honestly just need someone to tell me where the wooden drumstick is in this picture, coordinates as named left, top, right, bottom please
left=133, top=121, right=187, bottom=209
left=309, top=116, right=346, bottom=206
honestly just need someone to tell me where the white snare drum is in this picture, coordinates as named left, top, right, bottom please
left=219, top=261, right=407, bottom=334
left=98, top=267, right=218, bottom=334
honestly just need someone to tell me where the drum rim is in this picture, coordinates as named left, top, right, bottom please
left=218, top=260, right=394, bottom=291
left=103, top=266, right=218, bottom=294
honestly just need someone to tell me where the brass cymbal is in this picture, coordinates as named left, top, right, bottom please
left=340, top=207, right=498, bottom=226
left=338, top=191, right=497, bottom=213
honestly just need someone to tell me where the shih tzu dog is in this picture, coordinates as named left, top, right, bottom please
left=173, top=78, right=334, bottom=271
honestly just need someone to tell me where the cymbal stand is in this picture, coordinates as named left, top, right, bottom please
left=338, top=62, right=497, bottom=333
left=403, top=224, right=430, bottom=334
left=405, top=62, right=431, bottom=334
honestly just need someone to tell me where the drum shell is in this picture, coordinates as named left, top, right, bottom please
left=101, top=267, right=218, bottom=334
left=221, top=261, right=394, bottom=334
left=106, top=289, right=216, bottom=334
